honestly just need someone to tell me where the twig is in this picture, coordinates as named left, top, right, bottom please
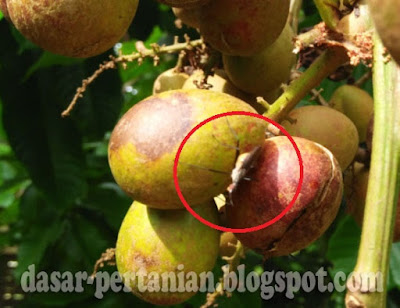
left=61, top=39, right=203, bottom=117
left=90, top=248, right=116, bottom=279
left=265, top=47, right=349, bottom=122
left=201, top=241, right=246, bottom=308
left=353, top=70, right=372, bottom=87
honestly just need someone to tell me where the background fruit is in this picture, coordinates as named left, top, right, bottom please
left=369, top=0, right=400, bottom=65
left=108, top=89, right=267, bottom=209
left=330, top=85, right=374, bottom=142
left=2, top=0, right=139, bottom=58
left=116, top=200, right=220, bottom=305
left=153, top=68, right=189, bottom=94
left=223, top=24, right=296, bottom=97
left=282, top=105, right=359, bottom=170
left=157, top=0, right=210, bottom=8
left=226, top=137, right=343, bottom=257
left=198, top=0, right=290, bottom=56
left=344, top=163, right=400, bottom=242
left=172, top=7, right=201, bottom=29
left=182, top=69, right=267, bottom=113
left=219, top=232, right=238, bottom=258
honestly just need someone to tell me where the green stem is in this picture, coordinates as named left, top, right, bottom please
left=264, top=47, right=348, bottom=122
left=345, top=33, right=400, bottom=307
left=313, top=0, right=341, bottom=29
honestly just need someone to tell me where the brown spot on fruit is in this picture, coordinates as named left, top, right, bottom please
left=226, top=137, right=343, bottom=257
left=110, top=93, right=194, bottom=161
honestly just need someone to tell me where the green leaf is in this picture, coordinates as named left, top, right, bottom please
left=388, top=243, right=400, bottom=290
left=0, top=11, right=3, bottom=21
left=23, top=51, right=83, bottom=81
left=0, top=23, right=88, bottom=206
left=326, top=216, right=361, bottom=276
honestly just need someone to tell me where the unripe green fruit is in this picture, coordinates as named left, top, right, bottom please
left=330, top=85, right=374, bottom=142
left=223, top=24, right=296, bottom=97
left=198, top=0, right=290, bottom=56
left=158, top=0, right=210, bottom=8
left=182, top=70, right=267, bottom=113
left=108, top=89, right=267, bottom=209
left=116, top=200, right=220, bottom=305
left=344, top=163, right=400, bottom=242
left=282, top=106, right=359, bottom=170
left=172, top=7, right=201, bottom=29
left=226, top=137, right=343, bottom=257
left=153, top=68, right=189, bottom=94
left=1, top=0, right=138, bottom=58
left=369, top=0, right=400, bottom=65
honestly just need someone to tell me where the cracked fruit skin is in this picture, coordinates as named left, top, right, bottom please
left=223, top=24, right=296, bottom=97
left=330, top=85, right=374, bottom=143
left=369, top=0, right=400, bottom=65
left=198, top=0, right=290, bottom=56
left=116, top=200, right=220, bottom=305
left=282, top=106, right=359, bottom=170
left=226, top=137, right=343, bottom=257
left=1, top=0, right=138, bottom=58
left=108, top=89, right=267, bottom=209
left=344, top=163, right=400, bottom=242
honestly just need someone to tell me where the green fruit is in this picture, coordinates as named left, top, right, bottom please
left=172, top=7, right=201, bottom=29
left=226, top=137, right=343, bottom=257
left=330, top=85, right=374, bottom=142
left=198, top=0, right=290, bottom=56
left=158, top=0, right=210, bottom=8
left=369, top=0, right=400, bottom=65
left=223, top=24, right=296, bottom=97
left=344, top=163, right=400, bottom=242
left=1, top=0, right=138, bottom=58
left=116, top=200, right=220, bottom=305
left=153, top=68, right=189, bottom=94
left=182, top=69, right=267, bottom=113
left=282, top=105, right=359, bottom=170
left=108, top=89, right=267, bottom=209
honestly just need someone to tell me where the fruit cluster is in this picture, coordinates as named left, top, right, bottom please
left=1, top=0, right=391, bottom=305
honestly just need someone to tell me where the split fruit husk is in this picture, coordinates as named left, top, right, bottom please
left=116, top=200, right=220, bottom=305
left=108, top=89, right=267, bottom=209
left=226, top=136, right=343, bottom=257
left=1, top=0, right=138, bottom=58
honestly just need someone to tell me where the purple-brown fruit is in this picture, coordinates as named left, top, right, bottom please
left=1, top=0, right=138, bottom=58
left=198, top=0, right=290, bottom=56
left=108, top=89, right=267, bottom=209
left=226, top=137, right=343, bottom=257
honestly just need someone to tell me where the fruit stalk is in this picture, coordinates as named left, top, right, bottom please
left=345, top=33, right=400, bottom=307
left=265, top=46, right=348, bottom=122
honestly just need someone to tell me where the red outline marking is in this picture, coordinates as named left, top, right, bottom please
left=173, top=111, right=303, bottom=234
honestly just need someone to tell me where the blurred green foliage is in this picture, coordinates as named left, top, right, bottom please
left=0, top=1, right=399, bottom=307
